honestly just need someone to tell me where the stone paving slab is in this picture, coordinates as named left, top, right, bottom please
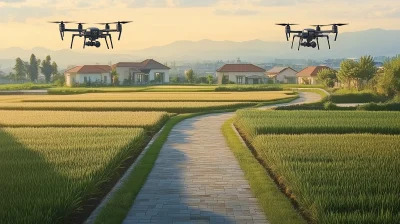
left=121, top=92, right=321, bottom=224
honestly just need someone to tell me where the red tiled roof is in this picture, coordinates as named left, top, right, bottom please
left=112, top=59, right=170, bottom=70
left=296, top=66, right=332, bottom=77
left=65, top=65, right=111, bottom=74
left=216, top=64, right=266, bottom=73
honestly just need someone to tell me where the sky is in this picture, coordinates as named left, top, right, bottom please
left=0, top=0, right=400, bottom=53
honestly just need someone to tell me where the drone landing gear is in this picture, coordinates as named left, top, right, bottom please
left=318, top=35, right=331, bottom=49
left=102, top=34, right=114, bottom=49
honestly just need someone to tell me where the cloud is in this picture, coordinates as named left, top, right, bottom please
left=0, top=0, right=26, bottom=2
left=0, top=6, right=53, bottom=22
left=214, top=9, right=259, bottom=16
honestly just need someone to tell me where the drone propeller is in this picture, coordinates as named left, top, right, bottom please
left=111, top=21, right=133, bottom=24
left=329, top=23, right=348, bottom=26
left=48, top=21, right=76, bottom=41
left=275, top=23, right=298, bottom=26
left=48, top=21, right=75, bottom=24
left=310, top=24, right=329, bottom=27
left=329, top=23, right=349, bottom=41
left=75, top=22, right=87, bottom=24
left=276, top=23, right=297, bottom=41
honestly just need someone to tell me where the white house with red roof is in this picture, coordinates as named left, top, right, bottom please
left=216, top=64, right=266, bottom=84
left=112, top=59, right=170, bottom=85
left=64, top=65, right=112, bottom=87
left=266, top=67, right=297, bottom=84
left=296, top=65, right=333, bottom=84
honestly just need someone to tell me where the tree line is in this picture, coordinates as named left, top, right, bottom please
left=170, top=69, right=215, bottom=84
left=7, top=54, right=62, bottom=84
left=317, top=55, right=400, bottom=97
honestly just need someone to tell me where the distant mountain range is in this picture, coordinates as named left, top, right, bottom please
left=0, top=28, right=399, bottom=73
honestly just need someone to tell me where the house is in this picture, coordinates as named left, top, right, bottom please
left=113, top=59, right=170, bottom=85
left=266, top=67, right=297, bottom=84
left=64, top=65, right=112, bottom=87
left=216, top=64, right=266, bottom=84
left=296, top=66, right=332, bottom=85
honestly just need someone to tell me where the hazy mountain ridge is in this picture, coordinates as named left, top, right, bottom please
left=0, top=29, right=399, bottom=72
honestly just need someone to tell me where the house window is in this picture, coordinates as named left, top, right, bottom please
left=138, top=74, right=143, bottom=83
left=155, top=72, right=164, bottom=83
left=236, top=76, right=243, bottom=84
left=104, top=76, right=107, bottom=83
left=84, top=76, right=87, bottom=83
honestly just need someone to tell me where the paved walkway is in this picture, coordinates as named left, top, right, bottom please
left=123, top=92, right=321, bottom=224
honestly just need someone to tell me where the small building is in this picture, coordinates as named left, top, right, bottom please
left=64, top=65, right=112, bottom=87
left=113, top=59, right=170, bottom=85
left=266, top=67, right=297, bottom=84
left=216, top=64, right=266, bottom=84
left=296, top=66, right=332, bottom=85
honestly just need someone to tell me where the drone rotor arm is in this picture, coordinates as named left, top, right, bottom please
left=64, top=29, right=81, bottom=32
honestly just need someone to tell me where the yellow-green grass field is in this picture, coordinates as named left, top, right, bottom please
left=0, top=111, right=169, bottom=130
left=252, top=135, right=400, bottom=224
left=234, top=110, right=400, bottom=224
left=0, top=101, right=257, bottom=113
left=0, top=127, right=145, bottom=224
left=235, top=110, right=400, bottom=141
left=0, top=91, right=294, bottom=102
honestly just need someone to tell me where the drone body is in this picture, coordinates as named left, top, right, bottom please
left=276, top=23, right=348, bottom=50
left=49, top=21, right=132, bottom=49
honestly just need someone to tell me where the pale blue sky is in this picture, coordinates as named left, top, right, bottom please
left=0, top=0, right=399, bottom=52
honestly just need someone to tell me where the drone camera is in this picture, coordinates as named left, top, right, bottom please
left=95, top=41, right=101, bottom=48
left=310, top=41, right=317, bottom=48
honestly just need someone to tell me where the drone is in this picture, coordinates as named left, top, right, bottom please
left=48, top=21, right=132, bottom=49
left=276, top=23, right=348, bottom=50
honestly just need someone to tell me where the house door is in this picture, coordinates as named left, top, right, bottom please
left=253, top=78, right=259, bottom=84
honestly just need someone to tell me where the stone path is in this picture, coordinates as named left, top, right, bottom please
left=122, top=92, right=321, bottom=224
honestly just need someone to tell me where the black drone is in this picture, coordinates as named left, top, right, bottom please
left=48, top=21, right=132, bottom=49
left=276, top=23, right=348, bottom=50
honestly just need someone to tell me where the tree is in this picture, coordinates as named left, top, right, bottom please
left=376, top=56, right=400, bottom=97
left=206, top=75, right=214, bottom=85
left=111, top=68, right=119, bottom=86
left=317, top=68, right=337, bottom=88
left=337, top=56, right=377, bottom=90
left=27, top=54, right=40, bottom=82
left=40, top=55, right=53, bottom=83
left=51, top=62, right=58, bottom=76
left=358, top=56, right=376, bottom=80
left=337, top=59, right=359, bottom=88
left=13, top=57, right=27, bottom=82
left=185, top=69, right=195, bottom=84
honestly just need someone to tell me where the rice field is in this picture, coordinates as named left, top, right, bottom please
left=9, top=91, right=294, bottom=102
left=252, top=134, right=400, bottom=224
left=234, top=110, right=400, bottom=223
left=235, top=110, right=400, bottom=141
left=0, top=111, right=169, bottom=129
left=0, top=127, right=145, bottom=224
left=0, top=89, right=291, bottom=223
left=0, top=101, right=257, bottom=113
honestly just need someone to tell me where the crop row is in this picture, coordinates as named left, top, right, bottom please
left=0, top=111, right=169, bottom=131
left=252, top=134, right=400, bottom=224
left=4, top=91, right=294, bottom=102
left=0, top=127, right=145, bottom=224
left=0, top=102, right=257, bottom=113
left=235, top=110, right=400, bottom=141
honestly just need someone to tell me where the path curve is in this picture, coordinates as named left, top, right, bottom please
left=122, top=92, right=321, bottom=224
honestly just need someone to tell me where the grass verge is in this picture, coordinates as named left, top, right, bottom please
left=221, top=118, right=306, bottom=224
